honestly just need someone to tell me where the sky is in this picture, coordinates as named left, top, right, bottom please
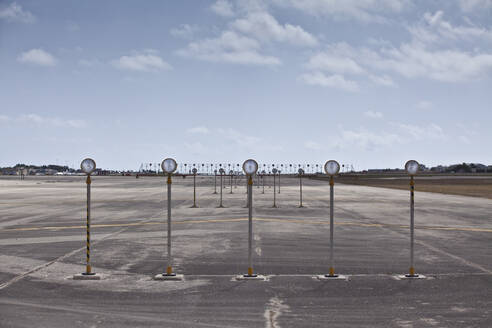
left=1, top=0, right=491, bottom=171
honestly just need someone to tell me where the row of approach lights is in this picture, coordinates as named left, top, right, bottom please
left=78, top=157, right=420, bottom=280
left=82, top=158, right=419, bottom=176
left=158, top=159, right=344, bottom=177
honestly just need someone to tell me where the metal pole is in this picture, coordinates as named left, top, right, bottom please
left=278, top=172, right=280, bottom=194
left=272, top=174, right=277, bottom=208
left=166, top=174, right=175, bottom=275
left=299, top=175, right=303, bottom=208
left=192, top=173, right=197, bottom=208
left=219, top=172, right=224, bottom=207
left=247, top=175, right=255, bottom=277
left=213, top=172, right=217, bottom=194
left=262, top=175, right=265, bottom=194
left=408, top=175, right=416, bottom=277
left=328, top=176, right=337, bottom=277
left=230, top=173, right=233, bottom=194
left=85, top=175, right=92, bottom=275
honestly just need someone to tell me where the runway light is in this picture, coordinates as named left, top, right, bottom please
left=403, top=160, right=423, bottom=279
left=405, top=160, right=419, bottom=176
left=239, top=159, right=263, bottom=280
left=73, top=158, right=100, bottom=280
left=154, top=157, right=183, bottom=280
left=242, top=159, right=258, bottom=176
left=161, top=158, right=177, bottom=174
left=324, top=160, right=340, bottom=176
left=323, top=159, right=342, bottom=279
left=81, top=158, right=96, bottom=175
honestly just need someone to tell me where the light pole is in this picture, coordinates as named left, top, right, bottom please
left=154, top=157, right=182, bottom=280
left=405, top=160, right=420, bottom=278
left=272, top=168, right=278, bottom=208
left=238, top=159, right=263, bottom=280
left=213, top=169, right=218, bottom=194
left=192, top=168, right=198, bottom=208
left=262, top=171, right=265, bottom=194
left=218, top=168, right=225, bottom=208
left=298, top=168, right=304, bottom=208
left=229, top=170, right=234, bottom=194
left=278, top=170, right=281, bottom=194
left=324, top=160, right=340, bottom=278
left=74, top=158, right=100, bottom=280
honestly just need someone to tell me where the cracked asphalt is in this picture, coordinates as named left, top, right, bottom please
left=0, top=175, right=491, bottom=327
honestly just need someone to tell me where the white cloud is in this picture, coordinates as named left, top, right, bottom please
left=416, top=100, right=432, bottom=110
left=299, top=72, right=359, bottom=92
left=364, top=110, right=383, bottom=119
left=409, top=11, right=492, bottom=45
left=392, top=122, right=445, bottom=140
left=322, top=120, right=450, bottom=151
left=300, top=11, right=492, bottom=87
left=459, top=0, right=492, bottom=12
left=369, top=74, right=395, bottom=87
left=170, top=24, right=199, bottom=39
left=111, top=51, right=172, bottom=72
left=211, top=0, right=235, bottom=17
left=231, top=11, right=318, bottom=46
left=373, top=43, right=492, bottom=82
left=311, top=32, right=492, bottom=83
left=0, top=115, right=10, bottom=122
left=271, top=0, right=409, bottom=23
left=17, top=49, right=57, bottom=67
left=330, top=127, right=402, bottom=150
left=0, top=2, right=35, bottom=23
left=19, top=114, right=86, bottom=128
left=177, top=31, right=281, bottom=66
left=305, top=51, right=364, bottom=74
left=186, top=126, right=209, bottom=134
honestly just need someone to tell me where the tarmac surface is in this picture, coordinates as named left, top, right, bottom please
left=0, top=174, right=491, bottom=327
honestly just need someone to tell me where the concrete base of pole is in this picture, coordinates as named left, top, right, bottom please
left=316, top=274, right=348, bottom=281
left=154, top=273, right=184, bottom=281
left=397, top=274, right=426, bottom=280
left=298, top=205, right=305, bottom=208
left=272, top=205, right=278, bottom=208
left=73, top=273, right=101, bottom=280
left=217, top=205, right=225, bottom=208
left=191, top=205, right=198, bottom=208
left=235, top=274, right=266, bottom=281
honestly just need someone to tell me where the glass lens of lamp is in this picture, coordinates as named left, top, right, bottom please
left=324, top=160, right=340, bottom=176
left=243, top=159, right=258, bottom=175
left=81, top=158, right=96, bottom=174
left=405, top=160, right=419, bottom=175
left=161, top=158, right=177, bottom=174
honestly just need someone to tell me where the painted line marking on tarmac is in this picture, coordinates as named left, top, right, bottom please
left=0, top=299, right=234, bottom=328
left=1, top=217, right=492, bottom=234
left=0, top=212, right=167, bottom=291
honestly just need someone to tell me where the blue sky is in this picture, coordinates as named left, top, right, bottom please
left=1, top=0, right=491, bottom=171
